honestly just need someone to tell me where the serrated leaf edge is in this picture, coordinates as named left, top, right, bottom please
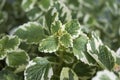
left=39, top=36, right=59, bottom=53
left=59, top=33, right=73, bottom=48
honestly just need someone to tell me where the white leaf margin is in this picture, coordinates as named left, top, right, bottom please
left=6, top=49, right=30, bottom=67
left=92, top=70, right=118, bottom=80
left=13, top=22, right=43, bottom=44
left=39, top=36, right=59, bottom=53
left=24, top=57, right=53, bottom=80
left=21, top=0, right=37, bottom=12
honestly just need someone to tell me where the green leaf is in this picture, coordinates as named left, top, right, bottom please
left=116, top=56, right=120, bottom=65
left=14, top=22, right=45, bottom=44
left=87, top=33, right=103, bottom=53
left=45, top=1, right=71, bottom=28
left=0, top=50, right=6, bottom=60
left=65, top=20, right=81, bottom=38
left=45, top=9, right=58, bottom=29
left=0, top=0, right=6, bottom=9
left=14, top=65, right=27, bottom=73
left=98, top=46, right=115, bottom=70
left=39, top=36, right=59, bottom=53
left=60, top=33, right=73, bottom=48
left=6, top=50, right=29, bottom=67
left=26, top=7, right=42, bottom=20
left=52, top=1, right=72, bottom=23
left=37, top=0, right=51, bottom=10
left=24, top=57, right=53, bottom=80
left=0, top=42, right=6, bottom=60
left=73, top=34, right=88, bottom=62
left=73, top=61, right=96, bottom=80
left=0, top=36, right=20, bottom=60
left=62, top=52, right=74, bottom=64
left=115, top=48, right=120, bottom=65
left=51, top=21, right=62, bottom=34
left=92, top=70, right=119, bottom=80
left=0, top=11, right=7, bottom=24
left=73, top=35, right=88, bottom=54
left=0, top=35, right=20, bottom=51
left=60, top=67, right=78, bottom=80
left=0, top=11, right=8, bottom=34
left=0, top=70, right=20, bottom=80
left=87, top=33, right=115, bottom=70
left=21, top=0, right=37, bottom=12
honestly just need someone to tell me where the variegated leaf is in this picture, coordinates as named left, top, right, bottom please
left=59, top=33, right=73, bottom=48
left=0, top=35, right=20, bottom=50
left=24, top=57, right=53, bottom=80
left=21, top=0, right=37, bottom=12
left=0, top=36, right=20, bottom=60
left=60, top=67, right=78, bottom=80
left=45, top=1, right=71, bottom=28
left=92, top=70, right=119, bottom=80
left=87, top=33, right=115, bottom=70
left=37, top=0, right=51, bottom=10
left=14, top=22, right=45, bottom=44
left=0, top=50, right=6, bottom=60
left=51, top=21, right=62, bottom=34
left=6, top=50, right=29, bottom=67
left=38, top=36, right=59, bottom=53
left=0, top=70, right=20, bottom=80
left=65, top=20, right=81, bottom=38
left=73, top=34, right=88, bottom=63
left=73, top=61, right=96, bottom=80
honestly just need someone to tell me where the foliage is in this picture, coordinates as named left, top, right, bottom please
left=0, top=0, right=120, bottom=80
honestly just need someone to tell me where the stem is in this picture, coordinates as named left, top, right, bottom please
left=52, top=51, right=64, bottom=80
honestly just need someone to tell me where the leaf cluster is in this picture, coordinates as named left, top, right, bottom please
left=0, top=0, right=120, bottom=80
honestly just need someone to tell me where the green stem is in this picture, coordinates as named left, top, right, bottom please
left=52, top=51, right=64, bottom=80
